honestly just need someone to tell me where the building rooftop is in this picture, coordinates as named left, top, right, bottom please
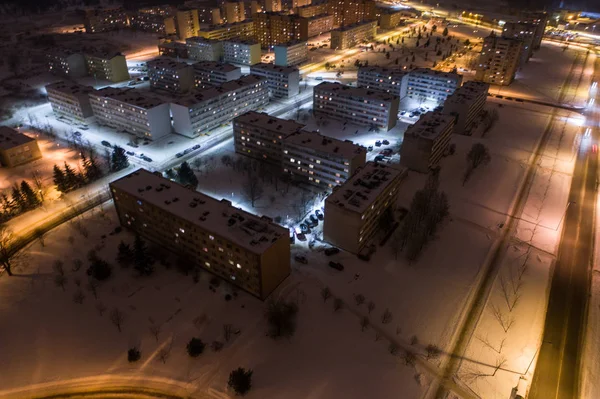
left=314, top=82, right=398, bottom=102
left=326, top=162, right=406, bottom=214
left=147, top=57, right=192, bottom=71
left=173, top=75, right=267, bottom=107
left=199, top=20, right=253, bottom=31
left=250, top=63, right=298, bottom=74
left=193, top=61, right=240, bottom=73
left=409, top=68, right=462, bottom=81
left=273, top=40, right=308, bottom=48
left=359, top=65, right=408, bottom=77
left=111, top=169, right=287, bottom=254
left=223, top=39, right=259, bottom=46
left=235, top=112, right=304, bottom=135
left=91, top=87, right=165, bottom=109
left=405, top=111, right=455, bottom=141
left=284, top=131, right=366, bottom=159
left=332, top=20, right=377, bottom=32
left=45, top=81, right=94, bottom=96
left=0, top=127, right=37, bottom=151
left=186, top=36, right=221, bottom=45
left=445, top=81, right=489, bottom=104
left=303, top=13, right=332, bottom=20
left=159, top=41, right=188, bottom=49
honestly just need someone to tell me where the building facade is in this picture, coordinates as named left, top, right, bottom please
left=296, top=2, right=328, bottom=17
left=327, top=0, right=376, bottom=27
left=233, top=111, right=304, bottom=165
left=250, top=63, right=300, bottom=98
left=282, top=131, right=366, bottom=190
left=475, top=33, right=522, bottom=86
left=274, top=41, right=308, bottom=66
left=130, top=12, right=176, bottom=35
left=45, top=81, right=95, bottom=123
left=85, top=52, right=130, bottom=83
left=378, top=8, right=405, bottom=29
left=89, top=87, right=172, bottom=140
left=158, top=41, right=189, bottom=58
left=299, top=14, right=335, bottom=39
left=83, top=6, right=128, bottom=33
left=405, top=68, right=463, bottom=105
left=224, top=1, right=245, bottom=23
left=110, top=169, right=290, bottom=300
left=502, top=21, right=536, bottom=65
left=313, top=82, right=399, bottom=131
left=357, top=66, right=408, bottom=98
left=399, top=111, right=455, bottom=173
left=186, top=37, right=223, bottom=61
left=323, top=162, right=407, bottom=253
left=442, top=81, right=489, bottom=135
left=222, top=40, right=261, bottom=65
left=47, top=51, right=87, bottom=79
left=147, top=58, right=195, bottom=93
left=330, top=21, right=377, bottom=50
left=171, top=75, right=269, bottom=137
left=193, top=61, right=242, bottom=88
left=175, top=8, right=200, bottom=40
left=198, top=21, right=254, bottom=41
left=253, top=12, right=302, bottom=48
left=0, top=127, right=42, bottom=168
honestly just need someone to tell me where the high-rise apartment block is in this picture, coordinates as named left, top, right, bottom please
left=405, top=68, right=463, bottom=105
left=475, top=33, right=522, bottom=86
left=313, top=82, right=399, bottom=131
left=186, top=37, right=223, bottom=61
left=147, top=58, right=195, bottom=93
left=198, top=21, right=254, bottom=41
left=378, top=8, right=406, bottom=29
left=250, top=63, right=300, bottom=98
left=357, top=66, right=408, bottom=97
left=253, top=12, right=301, bottom=48
left=110, top=169, right=290, bottom=300
left=0, top=127, right=42, bottom=168
left=130, top=9, right=176, bottom=35
left=522, top=11, right=548, bottom=49
left=85, top=52, right=130, bottom=83
left=442, top=81, right=489, bottom=135
left=502, top=21, right=536, bottom=65
left=222, top=40, right=261, bottom=65
left=299, top=14, right=335, bottom=38
left=45, top=81, right=95, bottom=123
left=330, top=21, right=377, bottom=50
left=327, top=0, right=376, bottom=27
left=193, top=61, right=242, bottom=88
left=175, top=8, right=200, bottom=40
left=296, top=2, right=328, bottom=17
left=158, top=41, right=189, bottom=58
left=224, top=1, right=246, bottom=22
left=171, top=75, right=269, bottom=137
left=47, top=50, right=87, bottom=79
left=83, top=6, right=128, bottom=33
left=265, top=0, right=282, bottom=12
left=274, top=41, right=308, bottom=66
left=400, top=111, right=454, bottom=173
left=197, top=6, right=222, bottom=24
left=282, top=131, right=366, bottom=190
left=233, top=111, right=305, bottom=165
left=323, top=162, right=407, bottom=254
left=89, top=88, right=172, bottom=140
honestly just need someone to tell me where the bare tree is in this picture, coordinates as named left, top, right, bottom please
left=0, top=225, right=17, bottom=276
left=73, top=289, right=85, bottom=304
left=149, top=324, right=161, bottom=342
left=490, top=303, right=514, bottom=333
left=242, top=172, right=263, bottom=207
left=54, top=274, right=68, bottom=291
left=476, top=334, right=505, bottom=354
left=31, top=170, right=46, bottom=203
left=463, top=143, right=491, bottom=185
left=333, top=298, right=344, bottom=312
left=425, top=344, right=441, bottom=360
left=403, top=350, right=416, bottom=367
left=87, top=279, right=99, bottom=299
left=354, top=293, right=366, bottom=306
left=110, top=307, right=125, bottom=332
left=367, top=301, right=375, bottom=314
left=321, top=286, right=332, bottom=302
left=389, top=343, right=399, bottom=355
left=360, top=316, right=370, bottom=332
left=381, top=308, right=393, bottom=324
left=157, top=342, right=172, bottom=364
left=223, top=323, right=233, bottom=342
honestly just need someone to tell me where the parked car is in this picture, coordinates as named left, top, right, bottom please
left=328, top=261, right=344, bottom=271
left=73, top=131, right=82, bottom=137
left=176, top=152, right=184, bottom=158
left=374, top=155, right=385, bottom=162
left=315, top=209, right=324, bottom=220
left=101, top=140, right=112, bottom=147
left=367, top=146, right=373, bottom=152
left=142, top=76, right=149, bottom=81
left=375, top=140, right=382, bottom=147
left=296, top=232, right=307, bottom=241
left=382, top=139, right=390, bottom=145
left=142, top=156, right=153, bottom=162
left=380, top=148, right=393, bottom=157
left=324, top=247, right=340, bottom=256
left=300, top=223, right=310, bottom=234
left=400, top=110, right=407, bottom=116
left=126, top=151, right=135, bottom=156
left=309, top=214, right=319, bottom=224
left=80, top=126, right=89, bottom=130
left=305, top=218, right=317, bottom=228
left=192, top=144, right=201, bottom=150
left=294, top=255, right=308, bottom=264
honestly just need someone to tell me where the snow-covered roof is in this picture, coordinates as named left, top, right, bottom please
left=250, top=63, right=298, bottom=75
left=222, top=39, right=259, bottom=46
left=326, top=162, right=406, bottom=214
left=284, top=131, right=366, bottom=160
left=186, top=36, right=221, bottom=45
left=147, top=57, right=192, bottom=71
left=192, top=61, right=240, bottom=73
left=0, top=127, right=37, bottom=150
left=235, top=112, right=304, bottom=135
left=405, top=111, right=455, bottom=141
left=273, top=40, right=307, bottom=49
left=111, top=169, right=287, bottom=254
left=200, top=21, right=253, bottom=31
left=173, top=75, right=267, bottom=108
left=332, top=20, right=376, bottom=32
left=45, top=81, right=94, bottom=96
left=314, top=82, right=398, bottom=102
left=91, top=87, right=165, bottom=109
left=358, top=66, right=408, bottom=77
left=445, top=81, right=489, bottom=105
left=409, top=68, right=462, bottom=82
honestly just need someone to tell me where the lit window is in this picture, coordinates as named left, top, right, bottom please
left=219, top=247, right=224, bottom=252
left=236, top=263, right=242, bottom=269
left=209, top=235, right=214, bottom=240
left=179, top=228, right=185, bottom=234
left=205, top=262, right=211, bottom=267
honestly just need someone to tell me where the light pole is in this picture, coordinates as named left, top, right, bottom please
left=556, top=201, right=575, bottom=231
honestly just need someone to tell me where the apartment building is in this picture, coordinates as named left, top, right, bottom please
left=250, top=63, right=300, bottom=98
left=224, top=1, right=245, bottom=22
left=330, top=21, right=378, bottom=50
left=475, top=33, right=522, bottom=86
left=198, top=21, right=254, bottom=41
left=171, top=75, right=269, bottom=137
left=85, top=52, right=130, bottom=83
left=501, top=21, right=536, bottom=65
left=442, top=81, right=489, bottom=135
left=296, top=2, right=328, bottom=17
left=265, top=0, right=282, bottom=12
left=83, top=6, right=128, bottom=33
left=110, top=169, right=290, bottom=299
left=222, top=40, right=262, bottom=65
left=45, top=81, right=95, bottom=123
left=282, top=131, right=366, bottom=190
left=313, top=82, right=399, bottom=131
left=405, top=68, right=463, bottom=105
left=197, top=6, right=222, bottom=24
left=253, top=12, right=302, bottom=48
left=186, top=37, right=223, bottom=61
left=47, top=50, right=87, bottom=79
left=522, top=11, right=548, bottom=49
left=89, top=87, right=171, bottom=140
left=378, top=8, right=405, bottom=29
left=233, top=111, right=304, bottom=165
left=299, top=14, right=335, bottom=39
left=175, top=8, right=200, bottom=40
left=357, top=66, right=408, bottom=97
left=193, top=61, right=242, bottom=88
left=327, top=0, right=376, bottom=27
left=0, top=127, right=42, bottom=168
left=158, top=41, right=189, bottom=58
left=130, top=11, right=176, bottom=35
left=147, top=58, right=195, bottom=93
left=274, top=41, right=308, bottom=66
left=400, top=111, right=455, bottom=173
left=323, top=162, right=407, bottom=254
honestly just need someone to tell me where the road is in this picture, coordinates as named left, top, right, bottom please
left=528, top=55, right=600, bottom=399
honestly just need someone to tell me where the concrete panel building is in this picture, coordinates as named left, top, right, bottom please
left=45, top=81, right=95, bottom=123
left=405, top=68, right=463, bottom=105
left=299, top=14, right=335, bottom=39
left=175, top=8, right=200, bottom=40
left=330, top=21, right=377, bottom=50
left=250, top=63, right=300, bottom=98
left=296, top=2, right=328, bottom=17
left=186, top=37, right=223, bottom=61
left=233, top=111, right=304, bottom=165
left=158, top=41, right=189, bottom=58
left=274, top=41, right=308, bottom=66
left=47, top=51, right=87, bottom=79
left=84, top=52, right=130, bottom=83
left=193, top=61, right=242, bottom=88
left=110, top=169, right=290, bottom=300
left=224, top=1, right=246, bottom=23
left=442, top=81, right=489, bottom=135
left=222, top=40, right=261, bottom=65
left=501, top=21, right=536, bottom=65
left=147, top=58, right=195, bottom=93
left=253, top=12, right=302, bottom=48
left=475, top=33, right=522, bottom=86
left=198, top=21, right=254, bottom=41
left=313, top=82, right=399, bottom=131
left=357, top=66, right=409, bottom=98
left=89, top=88, right=171, bottom=140
left=282, top=131, right=366, bottom=190
left=378, top=8, right=406, bottom=29
left=130, top=12, right=176, bottom=35
left=171, top=75, right=269, bottom=137
left=327, top=0, right=377, bottom=27
left=83, top=6, right=128, bottom=33
left=400, top=111, right=454, bottom=173
left=323, top=162, right=407, bottom=254
left=0, top=127, right=42, bottom=168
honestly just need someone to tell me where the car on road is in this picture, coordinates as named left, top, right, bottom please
left=80, top=126, right=89, bottom=130
left=328, top=261, right=344, bottom=271
left=309, top=214, right=319, bottom=225
left=176, top=152, right=184, bottom=158
left=126, top=151, right=135, bottom=156
left=324, top=247, right=340, bottom=256
left=300, top=223, right=310, bottom=234
left=142, top=156, right=153, bottom=162
left=400, top=110, right=407, bottom=116
left=367, top=146, right=373, bottom=152
left=315, top=209, right=324, bottom=220
left=294, top=255, right=308, bottom=264
left=375, top=140, right=382, bottom=147
left=192, top=144, right=201, bottom=150
left=73, top=131, right=82, bottom=137
left=305, top=218, right=317, bottom=228
left=374, top=155, right=385, bottom=162
left=382, top=140, right=390, bottom=145
left=101, top=140, right=112, bottom=147
left=380, top=148, right=393, bottom=157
